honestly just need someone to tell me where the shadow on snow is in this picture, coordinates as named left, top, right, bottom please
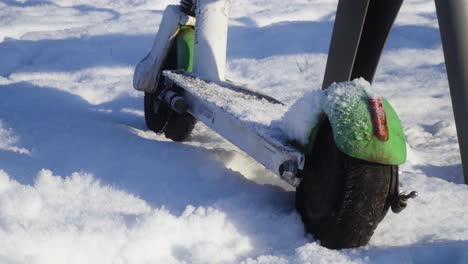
left=0, top=82, right=295, bottom=215
left=0, top=21, right=441, bottom=76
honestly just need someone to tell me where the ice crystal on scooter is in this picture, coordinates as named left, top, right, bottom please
left=323, top=78, right=373, bottom=143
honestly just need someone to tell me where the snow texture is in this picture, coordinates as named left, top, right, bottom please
left=0, top=121, right=30, bottom=155
left=280, top=90, right=323, bottom=145
left=279, top=78, right=371, bottom=146
left=1, top=0, right=468, bottom=263
left=0, top=170, right=251, bottom=263
left=322, top=78, right=373, bottom=142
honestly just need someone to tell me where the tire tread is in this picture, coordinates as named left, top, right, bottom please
left=296, top=118, right=395, bottom=249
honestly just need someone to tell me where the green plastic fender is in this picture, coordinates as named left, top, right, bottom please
left=332, top=97, right=405, bottom=165
left=307, top=85, right=407, bottom=165
left=176, top=26, right=194, bottom=71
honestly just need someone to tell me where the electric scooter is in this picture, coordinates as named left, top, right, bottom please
left=133, top=0, right=417, bottom=249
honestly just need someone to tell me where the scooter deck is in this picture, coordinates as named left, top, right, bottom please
left=163, top=70, right=304, bottom=186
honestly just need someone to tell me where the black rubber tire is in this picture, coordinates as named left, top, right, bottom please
left=143, top=39, right=197, bottom=140
left=295, top=118, right=395, bottom=249
left=164, top=112, right=197, bottom=142
left=144, top=91, right=170, bottom=133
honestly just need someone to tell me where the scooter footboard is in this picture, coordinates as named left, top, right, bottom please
left=163, top=70, right=305, bottom=186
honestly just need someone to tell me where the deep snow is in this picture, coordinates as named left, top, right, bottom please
left=1, top=0, right=468, bottom=263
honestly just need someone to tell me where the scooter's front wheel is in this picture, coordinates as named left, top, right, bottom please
left=144, top=91, right=170, bottom=134
left=143, top=37, right=197, bottom=141
left=295, top=118, right=394, bottom=249
left=144, top=90, right=197, bottom=142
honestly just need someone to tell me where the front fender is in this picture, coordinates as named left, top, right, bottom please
left=176, top=26, right=195, bottom=71
left=133, top=6, right=195, bottom=93
left=321, top=80, right=406, bottom=165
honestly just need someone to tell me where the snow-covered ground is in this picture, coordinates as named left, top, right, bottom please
left=1, top=0, right=468, bottom=263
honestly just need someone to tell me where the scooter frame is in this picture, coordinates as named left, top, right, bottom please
left=134, top=0, right=430, bottom=248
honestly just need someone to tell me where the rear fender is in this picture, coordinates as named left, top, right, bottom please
left=306, top=81, right=406, bottom=165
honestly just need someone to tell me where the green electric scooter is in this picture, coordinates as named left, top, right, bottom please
left=133, top=0, right=417, bottom=249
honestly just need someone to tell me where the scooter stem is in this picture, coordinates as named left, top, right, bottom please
left=192, top=0, right=230, bottom=82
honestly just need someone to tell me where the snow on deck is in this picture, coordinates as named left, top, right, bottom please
left=164, top=70, right=298, bottom=152
left=164, top=70, right=288, bottom=126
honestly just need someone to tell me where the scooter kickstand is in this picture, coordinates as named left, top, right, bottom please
left=391, top=190, right=418, bottom=213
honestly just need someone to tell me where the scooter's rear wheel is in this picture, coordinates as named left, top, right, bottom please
left=295, top=118, right=395, bottom=249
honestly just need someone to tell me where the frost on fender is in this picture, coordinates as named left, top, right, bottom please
left=369, top=97, right=389, bottom=142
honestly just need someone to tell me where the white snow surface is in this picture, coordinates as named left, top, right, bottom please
left=1, top=0, right=468, bottom=263
left=280, top=89, right=323, bottom=145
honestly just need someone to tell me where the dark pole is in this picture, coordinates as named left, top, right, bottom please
left=351, top=0, right=403, bottom=83
left=322, top=0, right=370, bottom=89
left=435, top=0, right=468, bottom=184
left=322, top=0, right=403, bottom=89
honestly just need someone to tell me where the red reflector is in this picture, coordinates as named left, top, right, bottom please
left=369, top=97, right=389, bottom=142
